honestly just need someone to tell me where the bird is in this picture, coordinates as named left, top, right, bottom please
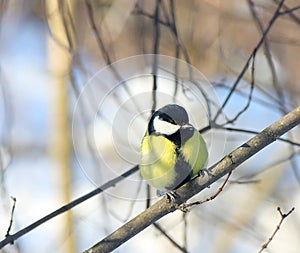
left=140, top=104, right=208, bottom=197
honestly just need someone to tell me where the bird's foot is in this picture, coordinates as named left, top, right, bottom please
left=157, top=190, right=190, bottom=212
left=157, top=190, right=178, bottom=203
left=197, top=168, right=213, bottom=177
left=165, top=191, right=178, bottom=203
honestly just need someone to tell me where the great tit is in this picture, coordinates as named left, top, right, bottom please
left=140, top=104, right=208, bottom=193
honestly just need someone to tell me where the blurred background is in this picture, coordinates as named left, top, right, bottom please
left=0, top=0, right=300, bottom=252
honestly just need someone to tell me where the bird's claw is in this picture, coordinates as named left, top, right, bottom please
left=165, top=191, right=178, bottom=203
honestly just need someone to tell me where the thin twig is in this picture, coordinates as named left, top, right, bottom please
left=169, top=0, right=180, bottom=98
left=5, top=196, right=16, bottom=239
left=229, top=179, right=260, bottom=184
left=234, top=151, right=299, bottom=183
left=212, top=79, right=294, bottom=111
left=132, top=3, right=170, bottom=26
left=258, top=207, right=295, bottom=253
left=85, top=0, right=111, bottom=65
left=224, top=48, right=256, bottom=125
left=132, top=1, right=192, bottom=78
left=153, top=223, right=188, bottom=253
left=199, top=123, right=300, bottom=147
left=182, top=169, right=233, bottom=210
left=85, top=0, right=134, bottom=99
left=279, top=5, right=300, bottom=15
left=212, top=81, right=278, bottom=110
left=273, top=0, right=300, bottom=24
left=219, top=126, right=300, bottom=147
left=151, top=0, right=161, bottom=114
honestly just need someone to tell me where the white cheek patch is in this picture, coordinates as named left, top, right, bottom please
left=153, top=116, right=180, bottom=135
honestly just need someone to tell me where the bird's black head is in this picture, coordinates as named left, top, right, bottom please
left=148, top=104, right=193, bottom=146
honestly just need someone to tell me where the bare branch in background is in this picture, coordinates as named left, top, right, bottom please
left=233, top=152, right=300, bottom=185
left=151, top=0, right=161, bottom=114
left=248, top=0, right=285, bottom=112
left=275, top=0, right=300, bottom=22
left=213, top=0, right=286, bottom=122
left=133, top=1, right=192, bottom=83
left=279, top=5, right=300, bottom=16
left=217, top=126, right=300, bottom=147
left=212, top=80, right=289, bottom=112
left=258, top=207, right=295, bottom=253
left=132, top=3, right=170, bottom=26
left=5, top=196, right=16, bottom=239
left=223, top=49, right=256, bottom=125
left=153, top=223, right=188, bottom=253
left=84, top=0, right=112, bottom=65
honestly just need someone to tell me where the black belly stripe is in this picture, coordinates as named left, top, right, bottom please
left=165, top=150, right=192, bottom=191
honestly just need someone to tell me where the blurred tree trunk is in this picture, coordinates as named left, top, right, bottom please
left=46, top=0, right=75, bottom=252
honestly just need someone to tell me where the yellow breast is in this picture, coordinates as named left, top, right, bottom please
left=140, top=134, right=177, bottom=191
left=140, top=130, right=208, bottom=191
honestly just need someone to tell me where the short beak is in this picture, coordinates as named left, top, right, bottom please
left=182, top=124, right=193, bottom=130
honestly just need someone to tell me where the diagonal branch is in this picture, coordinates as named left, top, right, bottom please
left=84, top=106, right=300, bottom=253
left=0, top=166, right=139, bottom=249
